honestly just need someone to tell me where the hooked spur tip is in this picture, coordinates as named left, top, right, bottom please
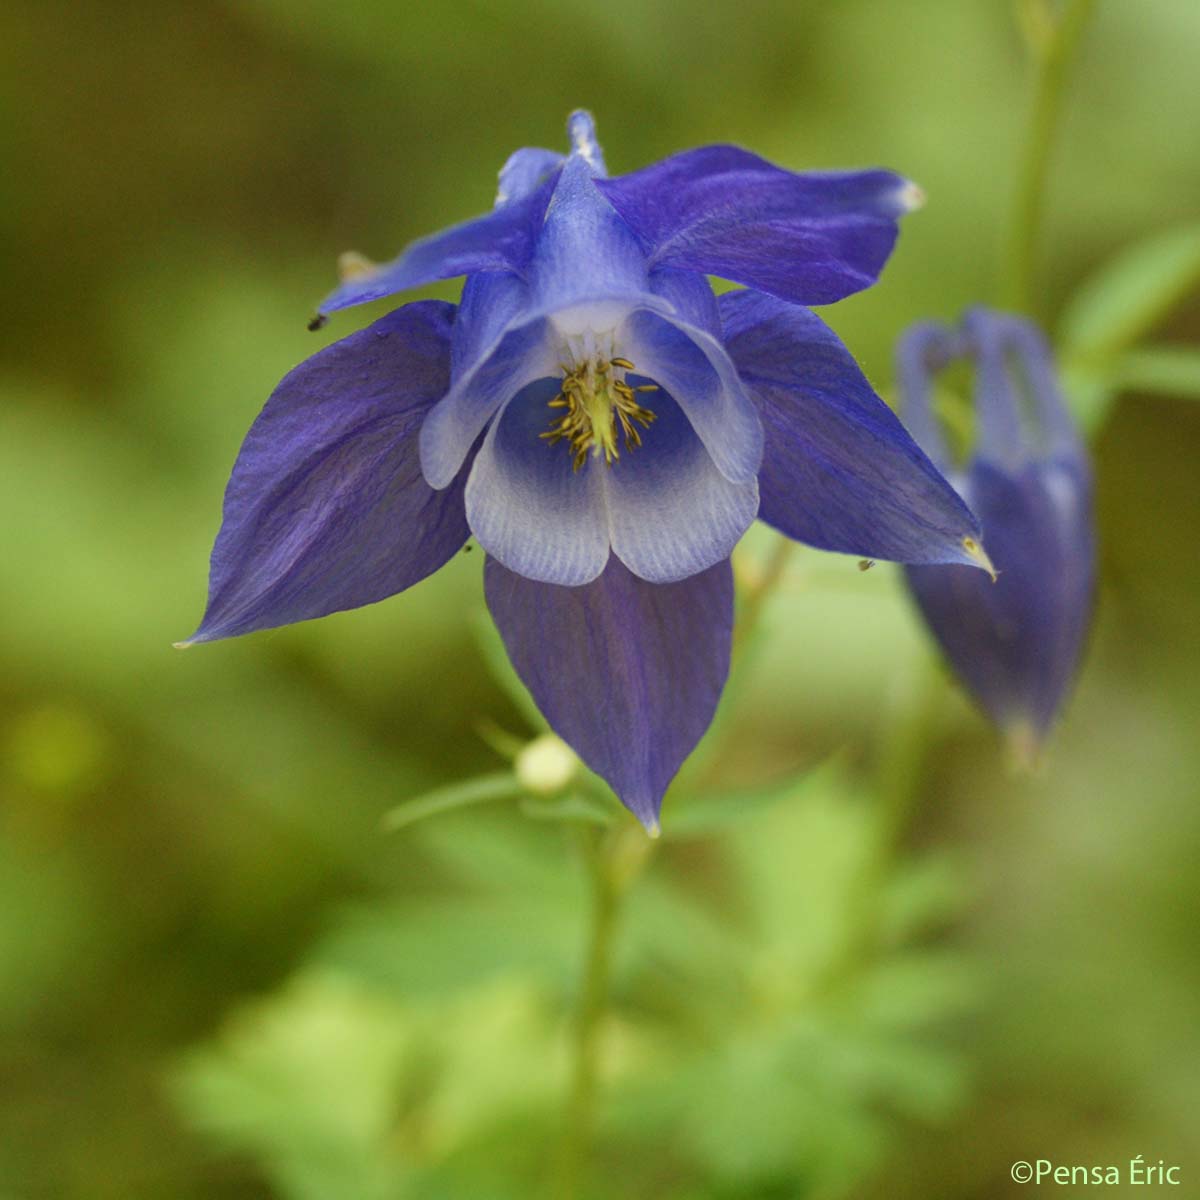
left=566, top=109, right=604, bottom=170
left=337, top=250, right=380, bottom=283
left=961, top=536, right=998, bottom=582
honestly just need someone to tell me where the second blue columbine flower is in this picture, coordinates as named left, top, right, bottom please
left=900, top=308, right=1096, bottom=759
left=183, top=111, right=991, bottom=828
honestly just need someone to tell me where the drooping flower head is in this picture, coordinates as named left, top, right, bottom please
left=899, top=308, right=1096, bottom=759
left=181, top=111, right=990, bottom=829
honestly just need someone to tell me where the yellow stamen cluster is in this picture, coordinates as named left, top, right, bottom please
left=541, top=356, right=658, bottom=471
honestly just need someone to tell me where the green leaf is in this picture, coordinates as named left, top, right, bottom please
left=518, top=792, right=618, bottom=826
left=877, top=854, right=971, bottom=945
left=313, top=896, right=581, bottom=999
left=1061, top=362, right=1118, bottom=438
left=172, top=970, right=565, bottom=1200
left=1060, top=223, right=1200, bottom=362
left=664, top=758, right=841, bottom=838
left=1061, top=345, right=1200, bottom=438
left=850, top=952, right=980, bottom=1032
left=381, top=773, right=524, bottom=832
left=724, top=762, right=876, bottom=983
left=171, top=972, right=418, bottom=1200
left=1112, top=346, right=1200, bottom=399
left=1015, top=0, right=1055, bottom=56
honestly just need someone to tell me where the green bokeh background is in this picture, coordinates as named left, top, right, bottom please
left=2, top=1, right=1198, bottom=1196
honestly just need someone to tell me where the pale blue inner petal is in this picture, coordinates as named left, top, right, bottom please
left=622, top=308, right=763, bottom=484
left=419, top=315, right=559, bottom=489
left=603, top=382, right=759, bottom=583
left=464, top=379, right=610, bottom=586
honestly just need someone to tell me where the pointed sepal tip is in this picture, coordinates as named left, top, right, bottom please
left=961, top=536, right=997, bottom=582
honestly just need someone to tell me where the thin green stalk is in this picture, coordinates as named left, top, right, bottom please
left=872, top=653, right=943, bottom=857
left=1005, top=0, right=1099, bottom=315
left=673, top=533, right=796, bottom=792
left=733, top=533, right=795, bottom=658
left=556, top=823, right=652, bottom=1200
left=817, top=654, right=944, bottom=991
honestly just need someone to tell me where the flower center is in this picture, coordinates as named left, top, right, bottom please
left=540, top=349, right=658, bottom=471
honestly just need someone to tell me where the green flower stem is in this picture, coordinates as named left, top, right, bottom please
left=820, top=653, right=944, bottom=990
left=733, top=533, right=796, bottom=658
left=1005, top=0, right=1099, bottom=315
left=555, top=536, right=796, bottom=1189
left=556, top=822, right=653, bottom=1200
left=872, top=652, right=943, bottom=856
left=673, top=533, right=797, bottom=793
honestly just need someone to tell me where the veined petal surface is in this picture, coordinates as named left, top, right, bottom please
left=721, top=289, right=983, bottom=566
left=485, top=554, right=734, bottom=829
left=905, top=458, right=1094, bottom=742
left=623, top=307, right=763, bottom=484
left=420, top=313, right=560, bottom=489
left=600, top=146, right=917, bottom=306
left=183, top=301, right=467, bottom=643
left=496, top=146, right=564, bottom=205
left=603, top=382, right=758, bottom=583
left=450, top=271, right=534, bottom=384
left=529, top=154, right=650, bottom=318
left=317, top=181, right=555, bottom=315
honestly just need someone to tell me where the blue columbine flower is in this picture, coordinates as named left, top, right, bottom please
left=899, top=308, right=1095, bottom=760
left=181, top=111, right=990, bottom=829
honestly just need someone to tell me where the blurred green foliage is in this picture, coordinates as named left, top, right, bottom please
left=173, top=768, right=975, bottom=1199
left=2, top=1, right=1199, bottom=1197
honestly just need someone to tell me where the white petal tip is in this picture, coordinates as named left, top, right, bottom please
left=172, top=640, right=194, bottom=651
left=898, top=179, right=926, bottom=212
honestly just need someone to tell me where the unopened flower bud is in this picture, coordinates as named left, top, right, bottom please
left=515, top=733, right=578, bottom=795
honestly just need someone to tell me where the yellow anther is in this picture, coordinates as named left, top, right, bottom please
left=543, top=353, right=657, bottom=471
